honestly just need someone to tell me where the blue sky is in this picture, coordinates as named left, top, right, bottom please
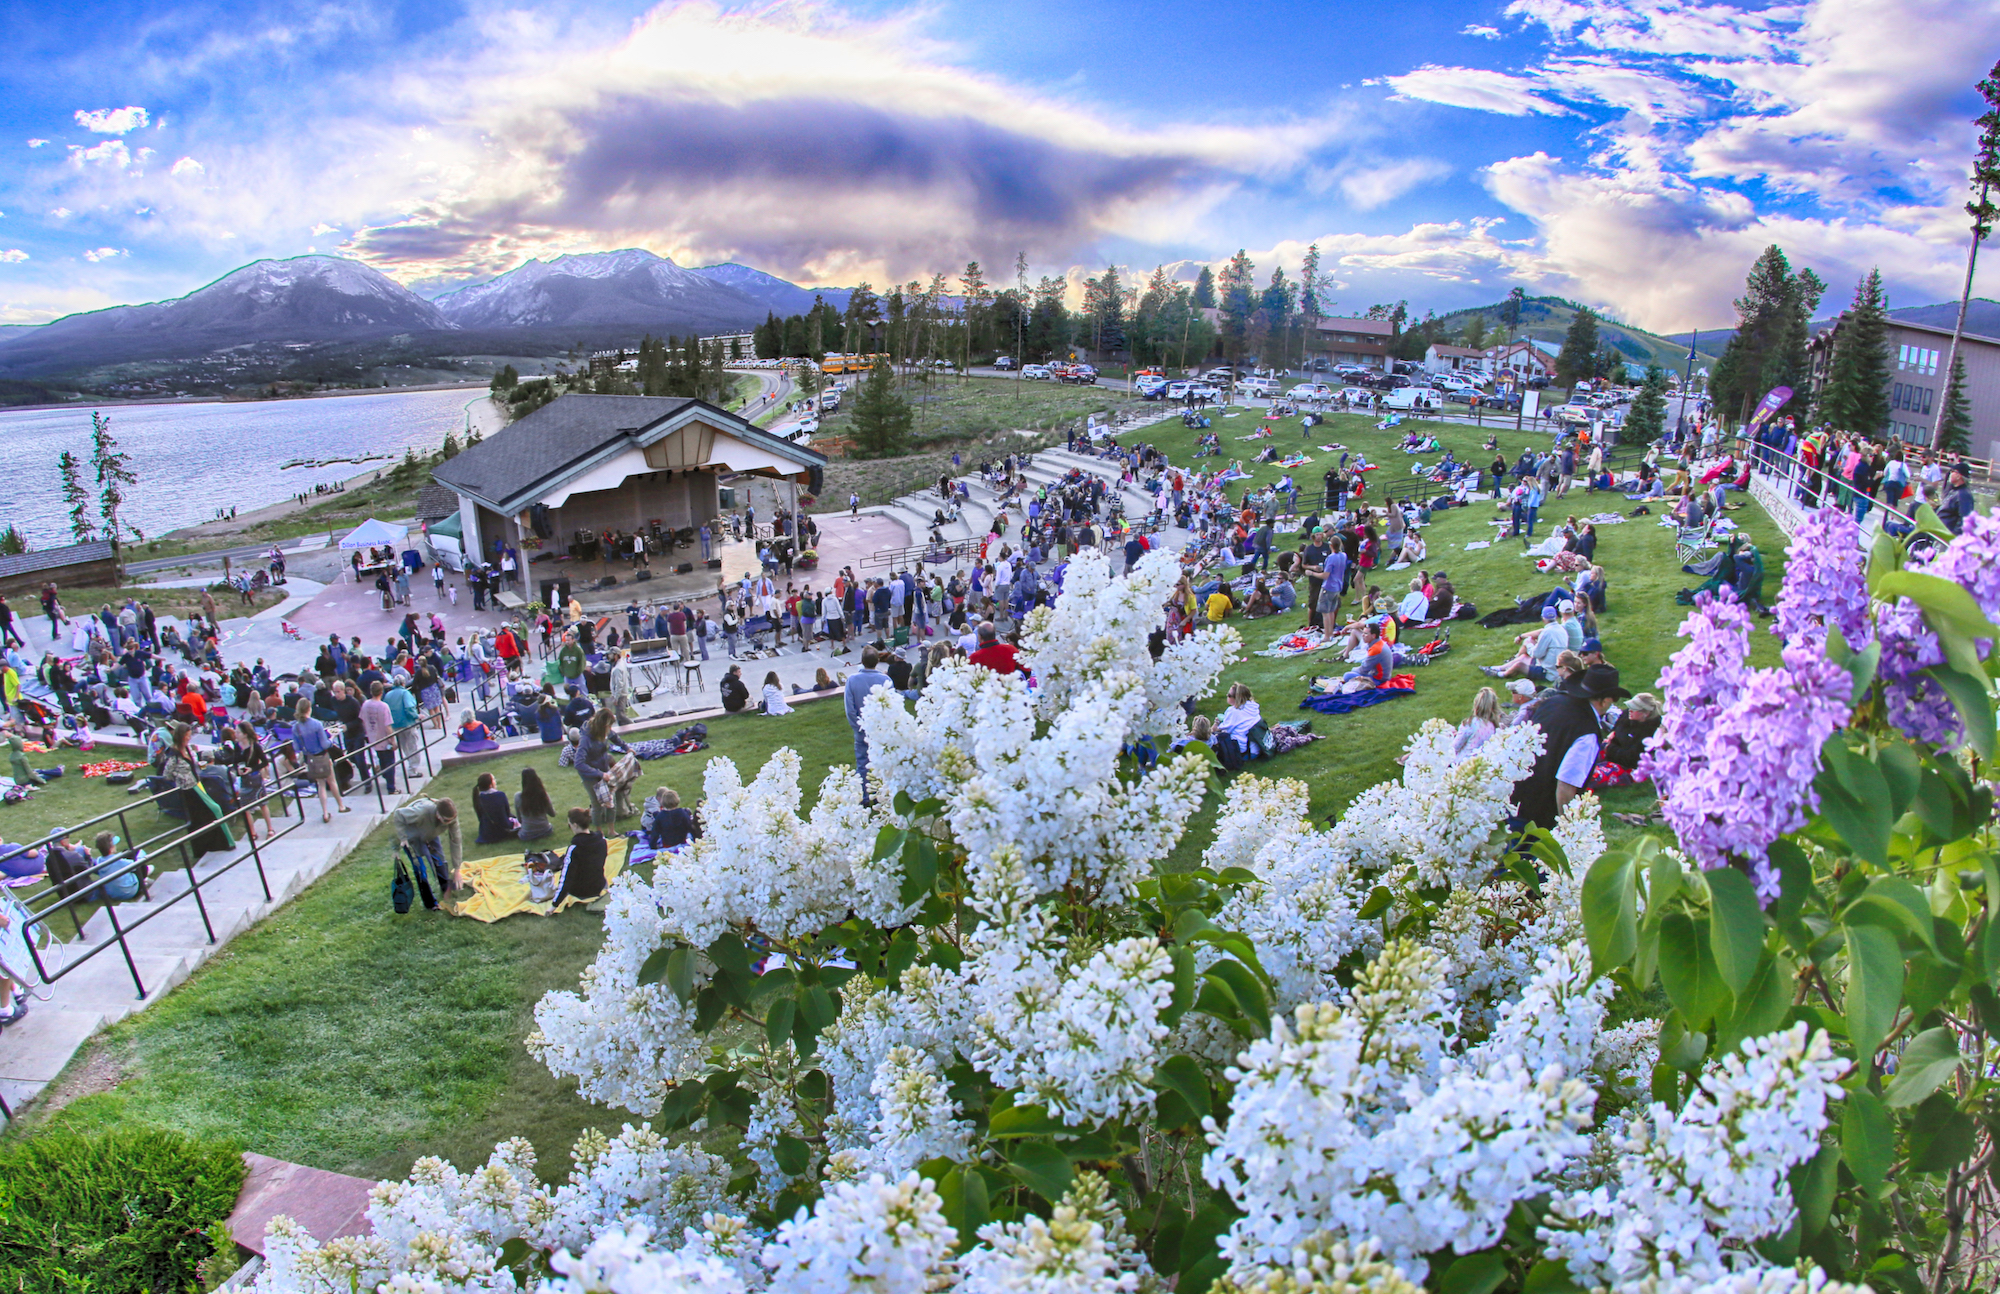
left=1, top=0, right=1996, bottom=331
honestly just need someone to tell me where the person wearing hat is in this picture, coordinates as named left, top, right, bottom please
left=1481, top=604, right=1568, bottom=683
left=1578, top=637, right=1607, bottom=668
left=1511, top=663, right=1631, bottom=829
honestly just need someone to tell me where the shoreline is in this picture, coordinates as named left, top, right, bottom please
left=2, top=379, right=495, bottom=414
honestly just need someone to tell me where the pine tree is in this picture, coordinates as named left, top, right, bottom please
left=90, top=411, right=141, bottom=545
left=0, top=525, right=26, bottom=556
left=1502, top=287, right=1525, bottom=340
left=1461, top=314, right=1489, bottom=349
left=489, top=364, right=518, bottom=392
left=1937, top=352, right=1973, bottom=453
left=440, top=430, right=462, bottom=460
left=848, top=359, right=912, bottom=459
left=1627, top=364, right=1669, bottom=444
left=59, top=449, right=97, bottom=544
left=1191, top=266, right=1215, bottom=309
left=1556, top=307, right=1600, bottom=387
left=1816, top=268, right=1892, bottom=435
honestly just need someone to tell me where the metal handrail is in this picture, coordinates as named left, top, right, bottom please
left=1712, top=441, right=1923, bottom=533
left=15, top=712, right=446, bottom=1004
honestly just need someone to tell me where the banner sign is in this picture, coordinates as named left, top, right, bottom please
left=1744, top=386, right=1794, bottom=437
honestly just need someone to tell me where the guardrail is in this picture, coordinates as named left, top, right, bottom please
left=1733, top=442, right=1922, bottom=539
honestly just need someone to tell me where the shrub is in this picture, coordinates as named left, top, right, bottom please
left=0, top=1128, right=246, bottom=1293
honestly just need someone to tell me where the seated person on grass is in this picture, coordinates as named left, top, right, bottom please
left=1336, top=622, right=1393, bottom=693
left=548, top=807, right=608, bottom=910
left=1480, top=605, right=1569, bottom=684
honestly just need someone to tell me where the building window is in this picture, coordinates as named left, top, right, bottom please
left=1898, top=344, right=1939, bottom=375
left=1923, top=386, right=1935, bottom=414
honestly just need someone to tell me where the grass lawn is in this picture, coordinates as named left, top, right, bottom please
left=820, top=375, right=1141, bottom=445
left=41, top=585, right=287, bottom=623
left=12, top=406, right=1795, bottom=1180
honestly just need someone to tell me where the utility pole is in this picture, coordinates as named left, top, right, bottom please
left=1939, top=61, right=2000, bottom=447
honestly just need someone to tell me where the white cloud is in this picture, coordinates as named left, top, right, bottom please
left=0, top=250, right=27, bottom=264
left=26, top=138, right=49, bottom=148
left=69, top=139, right=134, bottom=169
left=1462, top=24, right=1504, bottom=37
left=74, top=106, right=151, bottom=135
left=48, top=207, right=70, bottom=218
left=311, top=222, right=338, bottom=236
left=170, top=156, right=205, bottom=177
left=1376, top=65, right=1576, bottom=116
left=82, top=247, right=129, bottom=262
left=1338, top=157, right=1454, bottom=209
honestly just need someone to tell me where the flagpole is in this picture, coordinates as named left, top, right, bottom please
left=1682, top=328, right=1698, bottom=436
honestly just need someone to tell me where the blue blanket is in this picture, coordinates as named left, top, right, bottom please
left=1298, top=679, right=1416, bottom=715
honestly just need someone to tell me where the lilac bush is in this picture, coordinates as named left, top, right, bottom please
left=1771, top=507, right=1870, bottom=650
left=1874, top=597, right=1961, bottom=749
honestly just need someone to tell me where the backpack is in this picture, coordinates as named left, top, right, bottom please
left=392, top=850, right=415, bottom=914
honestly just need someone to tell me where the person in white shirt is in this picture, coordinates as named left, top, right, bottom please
left=1396, top=579, right=1430, bottom=622
left=1215, top=682, right=1262, bottom=743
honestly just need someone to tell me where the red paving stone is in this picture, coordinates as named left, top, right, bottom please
left=229, top=1152, right=377, bottom=1256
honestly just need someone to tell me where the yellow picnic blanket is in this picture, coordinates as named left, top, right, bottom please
left=447, top=837, right=630, bottom=922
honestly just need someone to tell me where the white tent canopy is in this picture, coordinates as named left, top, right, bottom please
left=340, top=518, right=410, bottom=549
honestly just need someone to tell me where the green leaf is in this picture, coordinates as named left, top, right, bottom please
left=1877, top=741, right=1921, bottom=820
left=899, top=835, right=939, bottom=906
left=1180, top=1194, right=1242, bottom=1277
left=1866, top=530, right=1903, bottom=591
left=694, top=985, right=728, bottom=1031
left=1767, top=840, right=1813, bottom=924
left=1583, top=853, right=1640, bottom=979
left=1843, top=922, right=1905, bottom=1060
left=658, top=1082, right=705, bottom=1130
left=765, top=997, right=798, bottom=1050
left=1791, top=1143, right=1839, bottom=1240
left=1909, top=1107, right=1978, bottom=1175
left=1005, top=1141, right=1072, bottom=1203
left=774, top=1134, right=811, bottom=1177
left=937, top=1167, right=990, bottom=1248
left=1659, top=912, right=1730, bottom=1030
left=1437, top=1249, right=1509, bottom=1294
left=987, top=1105, right=1066, bottom=1138
left=707, top=931, right=753, bottom=977
left=1876, top=570, right=2000, bottom=641
left=1194, top=974, right=1243, bottom=1021
left=1705, top=867, right=1766, bottom=994
left=801, top=985, right=838, bottom=1030
left=1911, top=501, right=1956, bottom=542
left=1164, top=946, right=1198, bottom=1027
left=636, top=946, right=675, bottom=987
left=1842, top=1088, right=1893, bottom=1198
left=1904, top=951, right=1958, bottom=1021
left=1358, top=885, right=1394, bottom=919
left=1926, top=665, right=1997, bottom=759
left=665, top=946, right=696, bottom=1003
left=1524, top=1259, right=1583, bottom=1294
left=1817, top=740, right=1892, bottom=865
left=1882, top=1027, right=1964, bottom=1107
left=1154, top=1054, right=1212, bottom=1120
left=873, top=824, right=907, bottom=861
left=885, top=929, right=921, bottom=981
left=1207, top=960, right=1270, bottom=1032
left=1914, top=763, right=1960, bottom=839
left=1715, top=951, right=1791, bottom=1057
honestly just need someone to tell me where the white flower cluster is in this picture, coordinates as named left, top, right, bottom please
left=763, top=1173, right=958, bottom=1294
left=819, top=965, right=972, bottom=1162
left=1207, top=777, right=1373, bottom=1015
left=1540, top=1024, right=1850, bottom=1293
left=863, top=661, right=1211, bottom=904
left=533, top=753, right=899, bottom=1114
left=547, top=1223, right=745, bottom=1294
left=1212, top=1235, right=1420, bottom=1294
left=1019, top=547, right=1241, bottom=740
left=258, top=1129, right=730, bottom=1294
left=959, top=1172, right=1150, bottom=1294
left=1203, top=941, right=1598, bottom=1278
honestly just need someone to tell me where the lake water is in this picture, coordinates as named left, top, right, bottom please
left=0, top=388, right=502, bottom=547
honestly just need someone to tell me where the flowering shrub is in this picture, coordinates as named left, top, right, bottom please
left=256, top=514, right=2000, bottom=1294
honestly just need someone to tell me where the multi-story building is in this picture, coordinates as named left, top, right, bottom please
left=1423, top=343, right=1491, bottom=376
left=1806, top=314, right=2000, bottom=460
left=1304, top=316, right=1396, bottom=369
left=1486, top=339, right=1558, bottom=383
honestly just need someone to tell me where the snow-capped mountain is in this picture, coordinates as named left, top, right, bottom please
left=691, top=263, right=852, bottom=317
left=430, top=249, right=769, bottom=331
left=34, top=255, right=452, bottom=340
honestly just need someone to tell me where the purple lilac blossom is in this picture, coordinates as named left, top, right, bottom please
left=1875, top=596, right=1962, bottom=749
left=1928, top=506, right=2000, bottom=637
left=1647, top=591, right=1854, bottom=903
left=1772, top=506, right=1871, bottom=650
left=1640, top=591, right=1754, bottom=794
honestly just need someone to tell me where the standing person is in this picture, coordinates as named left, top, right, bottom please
left=433, top=563, right=447, bottom=599
left=844, top=648, right=891, bottom=803
left=1511, top=664, right=1629, bottom=829
left=574, top=708, right=622, bottom=829
left=292, top=698, right=348, bottom=821
left=699, top=522, right=712, bottom=561
left=821, top=587, right=846, bottom=655
left=390, top=796, right=464, bottom=894
left=386, top=672, right=422, bottom=789
left=667, top=603, right=691, bottom=661
left=557, top=631, right=586, bottom=686
left=608, top=648, right=638, bottom=723
left=359, top=681, right=397, bottom=793
left=849, top=491, right=861, bottom=518
left=161, top=722, right=234, bottom=859
left=40, top=583, right=65, bottom=639
left=1318, top=541, right=1348, bottom=630
left=0, top=596, right=20, bottom=650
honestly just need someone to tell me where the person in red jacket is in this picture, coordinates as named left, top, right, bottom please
left=967, top=622, right=1024, bottom=676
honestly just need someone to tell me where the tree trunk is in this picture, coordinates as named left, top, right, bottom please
left=1937, top=182, right=1989, bottom=449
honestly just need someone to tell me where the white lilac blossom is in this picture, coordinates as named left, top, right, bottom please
left=863, top=661, right=1211, bottom=904
left=1771, top=507, right=1870, bottom=650
left=863, top=1046, right=975, bottom=1176
left=1211, top=1235, right=1421, bottom=1294
left=1018, top=546, right=1241, bottom=739
left=533, top=755, right=899, bottom=1114
left=1670, top=1266, right=1875, bottom=1294
left=546, top=1223, right=746, bottom=1294
left=819, top=967, right=972, bottom=1160
left=760, top=1173, right=957, bottom=1294
left=1540, top=1024, right=1849, bottom=1292
left=1203, top=941, right=1596, bottom=1277
left=957, top=1173, right=1149, bottom=1294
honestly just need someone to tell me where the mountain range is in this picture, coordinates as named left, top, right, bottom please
left=0, top=250, right=855, bottom=383
left=1658, top=299, right=2000, bottom=352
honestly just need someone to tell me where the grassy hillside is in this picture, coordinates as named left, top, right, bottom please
left=1434, top=296, right=1723, bottom=373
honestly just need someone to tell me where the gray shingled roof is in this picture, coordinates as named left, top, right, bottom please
left=415, top=483, right=460, bottom=522
left=0, top=540, right=119, bottom=581
left=432, top=394, right=823, bottom=512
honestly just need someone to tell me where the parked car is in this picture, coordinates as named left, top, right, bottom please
left=1338, top=386, right=1376, bottom=405
left=1550, top=404, right=1595, bottom=426
left=1061, top=365, right=1099, bottom=385
left=1134, top=376, right=1170, bottom=399
left=1307, top=357, right=1331, bottom=372
left=819, top=391, right=841, bottom=412
left=1381, top=386, right=1439, bottom=412
left=993, top=356, right=1018, bottom=370
left=1021, top=365, right=1053, bottom=380
left=1288, top=382, right=1335, bottom=400
left=1188, top=383, right=1223, bottom=401
left=1166, top=382, right=1192, bottom=401
left=1237, top=377, right=1280, bottom=398
left=1443, top=389, right=1478, bottom=405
